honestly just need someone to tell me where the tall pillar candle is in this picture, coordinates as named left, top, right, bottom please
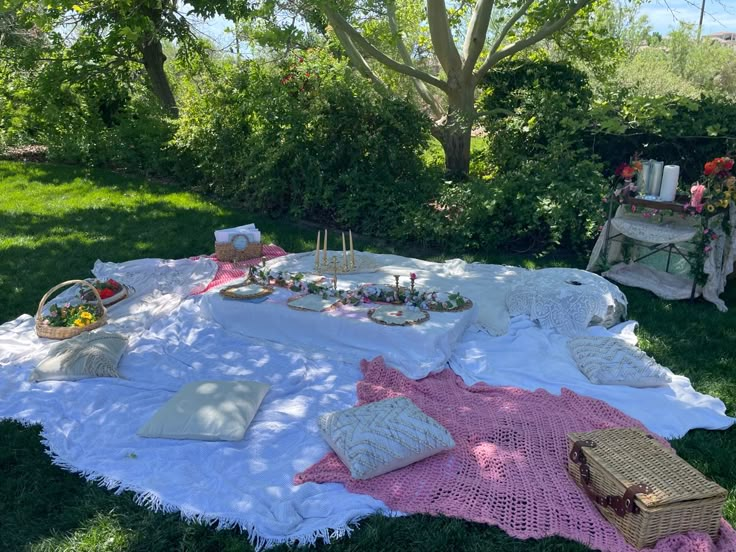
left=638, top=160, right=651, bottom=195
left=315, top=230, right=321, bottom=267
left=323, top=229, right=327, bottom=264
left=349, top=230, right=355, bottom=268
left=342, top=232, right=347, bottom=269
left=650, top=161, right=664, bottom=197
left=660, top=165, right=680, bottom=202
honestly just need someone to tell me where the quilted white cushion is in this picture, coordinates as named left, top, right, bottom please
left=31, top=331, right=128, bottom=382
left=138, top=380, right=270, bottom=441
left=319, top=396, right=455, bottom=480
left=568, top=336, right=672, bottom=387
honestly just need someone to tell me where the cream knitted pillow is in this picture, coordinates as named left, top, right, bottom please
left=568, top=336, right=672, bottom=387
left=31, top=332, right=128, bottom=382
left=319, top=396, right=455, bottom=480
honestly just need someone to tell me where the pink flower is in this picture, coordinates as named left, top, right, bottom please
left=704, top=245, right=712, bottom=253
left=410, top=273, right=417, bottom=281
left=643, top=212, right=652, bottom=218
left=631, top=205, right=637, bottom=213
left=690, top=183, right=706, bottom=211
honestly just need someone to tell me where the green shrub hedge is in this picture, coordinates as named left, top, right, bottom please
left=173, top=51, right=437, bottom=239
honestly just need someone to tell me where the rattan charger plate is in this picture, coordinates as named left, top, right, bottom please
left=368, top=305, right=430, bottom=326
left=219, top=283, right=273, bottom=300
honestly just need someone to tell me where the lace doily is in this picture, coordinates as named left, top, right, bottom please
left=611, top=218, right=698, bottom=244
left=506, top=268, right=627, bottom=336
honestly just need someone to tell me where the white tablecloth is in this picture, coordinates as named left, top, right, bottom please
left=201, top=286, right=477, bottom=379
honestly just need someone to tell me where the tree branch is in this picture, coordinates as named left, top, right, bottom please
left=474, top=0, right=534, bottom=78
left=426, top=0, right=463, bottom=75
left=475, top=0, right=592, bottom=81
left=386, top=1, right=443, bottom=118
left=461, top=0, right=494, bottom=76
left=331, top=24, right=389, bottom=94
left=322, top=3, right=448, bottom=92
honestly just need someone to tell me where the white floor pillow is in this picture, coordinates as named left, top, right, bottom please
left=31, top=331, right=128, bottom=382
left=568, top=336, right=672, bottom=387
left=319, top=396, right=455, bottom=480
left=138, top=380, right=270, bottom=441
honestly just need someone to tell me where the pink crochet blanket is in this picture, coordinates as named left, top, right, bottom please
left=295, top=357, right=736, bottom=552
left=190, top=244, right=287, bottom=295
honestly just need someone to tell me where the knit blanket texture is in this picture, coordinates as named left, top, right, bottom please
left=295, top=357, right=736, bottom=552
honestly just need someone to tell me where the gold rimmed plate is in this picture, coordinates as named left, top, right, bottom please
left=219, top=283, right=273, bottom=301
left=287, top=294, right=342, bottom=312
left=368, top=305, right=430, bottom=326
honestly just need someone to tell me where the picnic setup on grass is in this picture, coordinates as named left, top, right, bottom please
left=1, top=159, right=735, bottom=552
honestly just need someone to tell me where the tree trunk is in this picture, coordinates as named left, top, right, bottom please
left=435, top=81, right=475, bottom=179
left=140, top=37, right=178, bottom=117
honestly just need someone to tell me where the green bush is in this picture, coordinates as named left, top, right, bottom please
left=173, top=50, right=437, bottom=238
left=0, top=59, right=177, bottom=177
left=591, top=93, right=736, bottom=183
left=474, top=61, right=608, bottom=252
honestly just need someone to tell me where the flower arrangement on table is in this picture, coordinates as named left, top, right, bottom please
left=687, top=156, right=734, bottom=284
left=41, top=302, right=101, bottom=328
left=612, top=159, right=642, bottom=197
left=247, top=266, right=308, bottom=292
left=687, top=157, right=734, bottom=216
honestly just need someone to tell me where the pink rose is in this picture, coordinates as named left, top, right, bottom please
left=410, top=273, right=417, bottom=280
left=690, top=183, right=706, bottom=211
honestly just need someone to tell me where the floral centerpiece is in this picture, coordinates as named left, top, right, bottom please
left=613, top=159, right=642, bottom=198
left=687, top=156, right=734, bottom=284
left=41, top=302, right=100, bottom=328
left=687, top=157, right=734, bottom=215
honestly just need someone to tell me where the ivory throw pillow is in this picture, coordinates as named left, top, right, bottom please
left=31, top=331, right=128, bottom=382
left=319, top=396, right=455, bottom=480
left=568, top=336, right=672, bottom=387
left=137, top=380, right=270, bottom=441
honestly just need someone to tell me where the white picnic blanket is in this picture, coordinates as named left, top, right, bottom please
left=0, top=254, right=733, bottom=550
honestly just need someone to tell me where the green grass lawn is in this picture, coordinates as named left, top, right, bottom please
left=1, top=160, right=734, bottom=551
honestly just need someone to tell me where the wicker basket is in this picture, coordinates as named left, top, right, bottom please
left=35, top=280, right=108, bottom=340
left=567, top=428, right=726, bottom=549
left=214, top=233, right=263, bottom=262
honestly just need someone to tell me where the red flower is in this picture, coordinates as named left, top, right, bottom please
left=621, top=165, right=636, bottom=179
left=410, top=273, right=417, bottom=280
left=614, top=162, right=627, bottom=177
left=99, top=288, right=115, bottom=299
left=704, top=161, right=716, bottom=176
left=722, top=157, right=734, bottom=171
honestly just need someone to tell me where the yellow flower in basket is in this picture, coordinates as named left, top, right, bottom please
left=74, top=319, right=85, bottom=327
left=80, top=311, right=93, bottom=320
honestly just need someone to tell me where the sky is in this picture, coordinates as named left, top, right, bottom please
left=191, top=0, right=736, bottom=52
left=641, top=0, right=736, bottom=36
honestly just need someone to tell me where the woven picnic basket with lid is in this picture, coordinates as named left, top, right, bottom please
left=35, top=280, right=108, bottom=340
left=214, top=233, right=263, bottom=262
left=567, top=428, right=726, bottom=549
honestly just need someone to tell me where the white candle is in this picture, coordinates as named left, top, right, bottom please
left=660, top=165, right=680, bottom=202
left=639, top=160, right=651, bottom=196
left=315, top=230, right=320, bottom=266
left=323, top=229, right=327, bottom=263
left=349, top=230, right=355, bottom=267
left=342, top=232, right=347, bottom=269
left=651, top=161, right=664, bottom=196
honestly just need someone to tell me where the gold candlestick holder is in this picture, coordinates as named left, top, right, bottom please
left=313, top=230, right=358, bottom=274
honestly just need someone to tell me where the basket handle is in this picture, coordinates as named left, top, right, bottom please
left=35, top=279, right=107, bottom=322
